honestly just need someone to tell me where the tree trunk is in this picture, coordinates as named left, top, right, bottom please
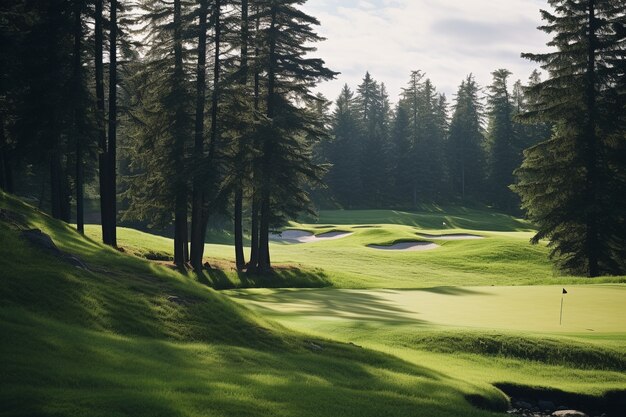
left=105, top=0, right=118, bottom=247
left=584, top=0, right=599, bottom=277
left=190, top=0, right=209, bottom=273
left=257, top=6, right=277, bottom=273
left=192, top=0, right=221, bottom=272
left=73, top=0, right=84, bottom=234
left=234, top=0, right=249, bottom=271
left=95, top=0, right=109, bottom=243
left=234, top=187, right=245, bottom=270
left=50, top=152, right=62, bottom=219
left=0, top=112, right=13, bottom=194
left=172, top=0, right=188, bottom=269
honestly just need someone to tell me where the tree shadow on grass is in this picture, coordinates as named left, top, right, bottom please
left=200, top=266, right=333, bottom=290
left=412, top=286, right=493, bottom=296
left=231, top=289, right=429, bottom=324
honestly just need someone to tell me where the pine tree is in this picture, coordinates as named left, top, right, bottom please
left=125, top=0, right=195, bottom=267
left=355, top=73, right=391, bottom=207
left=486, top=69, right=518, bottom=211
left=447, top=75, right=486, bottom=201
left=390, top=102, right=412, bottom=205
left=416, top=79, right=445, bottom=202
left=401, top=70, right=424, bottom=206
left=325, top=85, right=362, bottom=208
left=252, top=0, right=337, bottom=273
left=514, top=0, right=626, bottom=276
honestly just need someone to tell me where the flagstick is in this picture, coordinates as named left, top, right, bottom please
left=559, top=296, right=564, bottom=326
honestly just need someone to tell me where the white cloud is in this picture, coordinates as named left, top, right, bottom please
left=302, top=0, right=553, bottom=103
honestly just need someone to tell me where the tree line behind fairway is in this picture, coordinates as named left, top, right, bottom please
left=320, top=70, right=550, bottom=213
left=0, top=0, right=625, bottom=277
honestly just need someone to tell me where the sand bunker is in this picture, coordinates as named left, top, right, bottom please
left=368, top=241, right=439, bottom=251
left=270, top=230, right=352, bottom=244
left=416, top=233, right=484, bottom=240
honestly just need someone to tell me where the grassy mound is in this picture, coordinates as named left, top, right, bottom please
left=0, top=192, right=509, bottom=417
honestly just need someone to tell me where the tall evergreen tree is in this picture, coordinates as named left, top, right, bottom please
left=252, top=0, right=336, bottom=273
left=355, top=73, right=391, bottom=207
left=514, top=0, right=626, bottom=276
left=125, top=0, right=195, bottom=267
left=447, top=75, right=486, bottom=201
left=390, top=102, right=412, bottom=204
left=325, top=85, right=362, bottom=208
left=104, top=0, right=119, bottom=246
left=486, top=69, right=518, bottom=211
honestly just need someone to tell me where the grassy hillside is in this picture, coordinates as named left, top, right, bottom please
left=0, top=192, right=509, bottom=417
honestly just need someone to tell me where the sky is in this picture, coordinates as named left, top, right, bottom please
left=301, top=0, right=553, bottom=103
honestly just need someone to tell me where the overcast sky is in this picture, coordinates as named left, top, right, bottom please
left=302, top=0, right=553, bottom=103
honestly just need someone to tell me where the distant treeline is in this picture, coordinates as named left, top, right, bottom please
left=317, top=70, right=550, bottom=212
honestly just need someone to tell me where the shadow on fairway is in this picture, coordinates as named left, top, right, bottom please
left=201, top=266, right=333, bottom=290
left=232, top=289, right=430, bottom=324
left=413, top=286, right=492, bottom=296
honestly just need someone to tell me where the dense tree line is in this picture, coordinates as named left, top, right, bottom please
left=1, top=0, right=624, bottom=277
left=321, top=70, right=549, bottom=210
left=1, top=0, right=335, bottom=274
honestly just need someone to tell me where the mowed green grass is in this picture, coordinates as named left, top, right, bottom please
left=227, top=286, right=626, bottom=397
left=83, top=205, right=626, bottom=402
left=87, top=211, right=625, bottom=289
left=1, top=192, right=510, bottom=417
left=228, top=285, right=626, bottom=333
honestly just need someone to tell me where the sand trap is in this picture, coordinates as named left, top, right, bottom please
left=270, top=230, right=352, bottom=244
left=368, top=241, right=439, bottom=251
left=416, top=233, right=484, bottom=240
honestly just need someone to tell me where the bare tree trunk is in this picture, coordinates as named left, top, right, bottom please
left=172, top=0, right=188, bottom=269
left=190, top=0, right=209, bottom=272
left=50, top=152, right=62, bottom=219
left=248, top=194, right=259, bottom=270
left=73, top=0, right=85, bottom=234
left=584, top=0, right=599, bottom=278
left=234, top=0, right=249, bottom=271
left=257, top=6, right=277, bottom=273
left=247, top=9, right=261, bottom=272
left=0, top=112, right=13, bottom=194
left=192, top=0, right=221, bottom=272
left=234, top=188, right=245, bottom=270
left=95, top=0, right=109, bottom=243
left=105, top=0, right=118, bottom=247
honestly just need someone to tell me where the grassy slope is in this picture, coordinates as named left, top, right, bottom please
left=0, top=192, right=508, bottom=417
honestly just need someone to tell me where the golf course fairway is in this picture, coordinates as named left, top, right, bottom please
left=228, top=285, right=626, bottom=333
left=3, top=192, right=625, bottom=416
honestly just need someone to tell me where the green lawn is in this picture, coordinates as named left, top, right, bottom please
left=227, top=286, right=626, bottom=398
left=1, top=192, right=509, bottom=417
left=86, top=220, right=624, bottom=289
left=3, top=192, right=625, bottom=416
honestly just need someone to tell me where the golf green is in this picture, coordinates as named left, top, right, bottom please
left=229, top=285, right=626, bottom=333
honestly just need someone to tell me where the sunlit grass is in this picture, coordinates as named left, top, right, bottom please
left=1, top=192, right=511, bottom=417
